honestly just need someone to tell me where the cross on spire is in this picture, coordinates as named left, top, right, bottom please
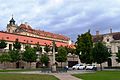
left=12, top=14, right=13, bottom=18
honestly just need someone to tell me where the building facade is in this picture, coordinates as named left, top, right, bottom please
left=93, top=29, right=120, bottom=67
left=0, top=17, right=77, bottom=68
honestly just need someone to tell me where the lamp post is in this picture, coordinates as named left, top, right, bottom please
left=51, top=40, right=56, bottom=72
left=78, top=51, right=82, bottom=64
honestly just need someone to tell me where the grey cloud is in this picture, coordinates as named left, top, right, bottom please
left=0, top=0, right=120, bottom=41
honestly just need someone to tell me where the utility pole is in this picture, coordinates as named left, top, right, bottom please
left=51, top=40, right=56, bottom=72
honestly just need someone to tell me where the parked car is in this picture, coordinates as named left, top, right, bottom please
left=86, top=64, right=97, bottom=70
left=72, top=64, right=86, bottom=70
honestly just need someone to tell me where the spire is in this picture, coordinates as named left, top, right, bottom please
left=88, top=29, right=90, bottom=33
left=9, top=14, right=15, bottom=25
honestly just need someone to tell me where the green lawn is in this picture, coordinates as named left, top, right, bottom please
left=0, top=74, right=59, bottom=80
left=73, top=71, right=120, bottom=80
left=0, top=69, right=41, bottom=72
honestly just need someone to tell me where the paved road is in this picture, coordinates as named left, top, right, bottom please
left=52, top=73, right=82, bottom=80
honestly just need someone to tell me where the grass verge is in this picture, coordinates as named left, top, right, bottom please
left=0, top=73, right=59, bottom=80
left=73, top=71, right=120, bottom=80
left=0, top=68, right=42, bottom=72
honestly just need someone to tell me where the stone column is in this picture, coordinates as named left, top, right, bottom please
left=51, top=40, right=56, bottom=72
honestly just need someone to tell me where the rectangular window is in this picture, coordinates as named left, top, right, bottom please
left=9, top=44, right=12, bottom=50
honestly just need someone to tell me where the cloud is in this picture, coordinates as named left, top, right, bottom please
left=0, top=0, right=120, bottom=41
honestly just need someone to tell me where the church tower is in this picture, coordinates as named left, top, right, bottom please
left=7, top=15, right=17, bottom=33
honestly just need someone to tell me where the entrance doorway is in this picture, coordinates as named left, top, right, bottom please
left=108, top=58, right=112, bottom=67
left=36, top=62, right=41, bottom=68
left=16, top=62, right=20, bottom=68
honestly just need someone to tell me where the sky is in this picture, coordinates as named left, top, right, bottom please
left=0, top=0, right=120, bottom=42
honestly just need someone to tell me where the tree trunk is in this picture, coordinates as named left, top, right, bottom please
left=3, top=62, right=6, bottom=70
left=27, top=62, right=30, bottom=69
left=13, top=62, right=15, bottom=68
left=61, top=62, right=62, bottom=68
left=100, top=63, right=102, bottom=71
left=30, top=62, right=31, bottom=69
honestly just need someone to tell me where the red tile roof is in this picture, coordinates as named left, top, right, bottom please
left=68, top=44, right=76, bottom=49
left=18, top=24, right=70, bottom=41
left=0, top=31, right=68, bottom=47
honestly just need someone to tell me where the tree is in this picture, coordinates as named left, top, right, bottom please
left=55, top=46, right=67, bottom=67
left=0, top=53, right=11, bottom=69
left=9, top=49, right=20, bottom=63
left=0, top=39, right=7, bottom=50
left=76, top=30, right=93, bottom=64
left=65, top=46, right=75, bottom=54
left=34, top=43, right=42, bottom=52
left=12, top=39, right=21, bottom=68
left=92, top=42, right=111, bottom=70
left=34, top=43, right=42, bottom=62
left=40, top=54, right=49, bottom=67
left=13, top=39, right=21, bottom=50
left=44, top=44, right=51, bottom=53
left=22, top=46, right=37, bottom=68
left=116, top=50, right=120, bottom=63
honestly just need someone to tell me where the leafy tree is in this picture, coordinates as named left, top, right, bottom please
left=0, top=39, right=7, bottom=49
left=76, top=30, right=93, bottom=64
left=40, top=54, right=49, bottom=67
left=44, top=44, right=51, bottom=53
left=65, top=46, right=75, bottom=54
left=9, top=49, right=20, bottom=63
left=12, top=39, right=21, bottom=68
left=0, top=53, right=11, bottom=69
left=92, top=42, right=111, bottom=70
left=25, top=44, right=31, bottom=49
left=22, top=46, right=37, bottom=68
left=34, top=43, right=42, bottom=52
left=116, top=50, right=120, bottom=63
left=13, top=39, right=21, bottom=50
left=55, top=46, right=67, bottom=67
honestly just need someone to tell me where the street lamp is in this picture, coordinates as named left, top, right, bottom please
left=51, top=40, right=56, bottom=72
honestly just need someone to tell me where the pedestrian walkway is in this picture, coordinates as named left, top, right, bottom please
left=52, top=73, right=82, bottom=80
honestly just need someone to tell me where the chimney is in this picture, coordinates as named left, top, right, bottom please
left=110, top=28, right=112, bottom=33
left=96, top=31, right=99, bottom=35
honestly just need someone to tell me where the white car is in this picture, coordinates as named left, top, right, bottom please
left=78, top=64, right=86, bottom=70
left=86, top=64, right=97, bottom=70
left=72, top=64, right=86, bottom=70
